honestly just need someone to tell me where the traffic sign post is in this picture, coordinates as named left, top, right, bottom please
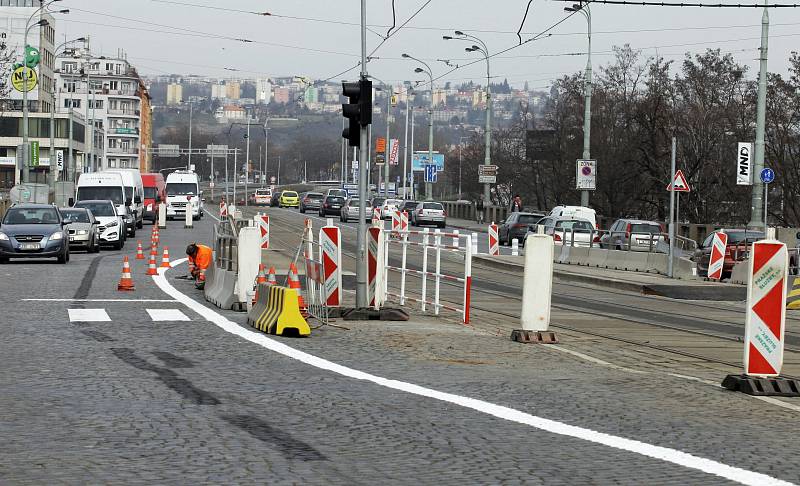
left=424, top=164, right=437, bottom=183
left=666, top=162, right=691, bottom=279
left=478, top=165, right=498, bottom=184
left=761, top=168, right=775, bottom=234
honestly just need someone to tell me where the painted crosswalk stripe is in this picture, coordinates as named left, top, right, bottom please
left=68, top=308, right=111, bottom=322
left=146, top=308, right=190, bottom=322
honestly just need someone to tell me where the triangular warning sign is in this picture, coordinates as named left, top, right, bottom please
left=667, top=170, right=691, bottom=192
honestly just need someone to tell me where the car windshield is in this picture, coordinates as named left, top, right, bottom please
left=423, top=202, right=443, bottom=210
left=61, top=210, right=90, bottom=223
left=630, top=224, right=661, bottom=234
left=727, top=231, right=765, bottom=245
left=307, top=193, right=323, bottom=199
left=256, top=190, right=269, bottom=195
left=402, top=201, right=417, bottom=208
left=327, top=196, right=345, bottom=203
left=3, top=207, right=60, bottom=225
left=144, top=187, right=158, bottom=199
left=77, top=186, right=124, bottom=205
left=555, top=220, right=593, bottom=230
left=284, top=191, right=298, bottom=197
left=75, top=202, right=115, bottom=217
left=517, top=215, right=540, bottom=224
left=167, top=183, right=197, bottom=196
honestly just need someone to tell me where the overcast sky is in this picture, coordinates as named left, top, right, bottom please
left=57, top=0, right=800, bottom=88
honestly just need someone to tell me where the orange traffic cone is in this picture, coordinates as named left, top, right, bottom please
left=135, top=241, right=145, bottom=260
left=287, top=263, right=307, bottom=315
left=267, top=266, right=278, bottom=285
left=117, top=256, right=135, bottom=291
left=256, top=263, right=267, bottom=285
left=160, top=246, right=171, bottom=268
left=146, top=251, right=158, bottom=276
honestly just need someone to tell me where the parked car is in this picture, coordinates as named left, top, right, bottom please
left=549, top=205, right=597, bottom=228
left=300, top=192, right=324, bottom=213
left=0, top=203, right=70, bottom=263
left=694, top=229, right=765, bottom=278
left=61, top=207, right=101, bottom=253
left=340, top=197, right=361, bottom=222
left=141, top=173, right=166, bottom=224
left=600, top=219, right=665, bottom=251
left=73, top=200, right=126, bottom=250
left=410, top=201, right=446, bottom=228
left=532, top=216, right=599, bottom=247
left=279, top=191, right=300, bottom=208
left=319, top=195, right=345, bottom=216
left=252, top=188, right=272, bottom=206
left=499, top=212, right=546, bottom=246
left=270, top=191, right=282, bottom=207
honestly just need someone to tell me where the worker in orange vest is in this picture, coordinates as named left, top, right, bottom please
left=186, top=243, right=213, bottom=289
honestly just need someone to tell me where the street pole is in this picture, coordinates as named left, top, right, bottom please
left=403, top=95, right=410, bottom=199
left=49, top=77, right=56, bottom=194
left=67, top=107, right=73, bottom=183
left=341, top=116, right=346, bottom=184
left=384, top=88, right=391, bottom=197
left=224, top=151, right=229, bottom=200
left=668, top=136, right=676, bottom=279
left=277, top=155, right=281, bottom=185
left=427, top=72, right=434, bottom=201
left=245, top=112, right=250, bottom=206
left=210, top=147, right=215, bottom=201
left=749, top=1, right=769, bottom=230
left=483, top=61, right=491, bottom=203
left=459, top=142, right=463, bottom=199
left=580, top=6, right=592, bottom=208
left=355, top=0, right=369, bottom=308
left=764, top=182, right=769, bottom=234
left=410, top=106, right=415, bottom=200
left=188, top=102, right=193, bottom=171
left=264, top=120, right=269, bottom=186
left=233, top=148, right=237, bottom=204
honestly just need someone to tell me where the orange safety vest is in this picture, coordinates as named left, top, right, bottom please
left=189, top=244, right=213, bottom=271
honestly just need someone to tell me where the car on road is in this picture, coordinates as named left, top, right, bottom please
left=499, top=212, right=546, bottom=246
left=61, top=208, right=101, bottom=253
left=325, top=188, right=348, bottom=199
left=166, top=170, right=203, bottom=221
left=400, top=200, right=418, bottom=214
left=380, top=198, right=403, bottom=219
left=319, top=195, right=345, bottom=216
left=300, top=192, right=324, bottom=213
left=340, top=197, right=361, bottom=222
left=270, top=191, right=282, bottom=207
left=694, top=229, right=765, bottom=278
left=252, top=188, right=272, bottom=206
left=410, top=201, right=446, bottom=228
left=279, top=190, right=300, bottom=208
left=0, top=203, right=71, bottom=263
left=532, top=216, right=599, bottom=247
left=73, top=200, right=126, bottom=250
left=549, top=205, right=597, bottom=229
left=142, top=173, right=166, bottom=224
left=600, top=219, right=665, bottom=251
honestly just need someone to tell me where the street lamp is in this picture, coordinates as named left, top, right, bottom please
left=50, top=36, right=86, bottom=189
left=368, top=75, right=396, bottom=197
left=444, top=30, right=492, bottom=203
left=403, top=53, right=435, bottom=200
left=564, top=2, right=592, bottom=207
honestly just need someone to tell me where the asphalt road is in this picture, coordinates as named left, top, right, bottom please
left=3, top=213, right=800, bottom=484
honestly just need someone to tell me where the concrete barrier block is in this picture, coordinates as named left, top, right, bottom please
left=203, top=261, right=218, bottom=303
left=556, top=243, right=571, bottom=264
left=646, top=252, right=669, bottom=275
left=730, top=261, right=749, bottom=285
left=236, top=227, right=261, bottom=304
left=603, top=250, right=630, bottom=271
left=586, top=248, right=610, bottom=268
left=567, top=246, right=591, bottom=266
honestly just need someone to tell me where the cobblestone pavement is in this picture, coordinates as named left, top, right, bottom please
left=0, top=215, right=797, bottom=485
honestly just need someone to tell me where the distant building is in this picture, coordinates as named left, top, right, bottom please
left=472, top=90, right=486, bottom=108
left=256, top=78, right=272, bottom=104
left=226, top=81, right=241, bottom=100
left=214, top=104, right=245, bottom=123
left=432, top=89, right=447, bottom=106
left=166, top=83, right=182, bottom=105
left=303, top=86, right=319, bottom=104
left=211, top=83, right=226, bottom=99
left=273, top=86, right=290, bottom=104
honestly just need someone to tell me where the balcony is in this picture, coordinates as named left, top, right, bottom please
left=106, top=146, right=139, bottom=155
left=108, top=127, right=139, bottom=136
left=107, top=108, right=140, bottom=117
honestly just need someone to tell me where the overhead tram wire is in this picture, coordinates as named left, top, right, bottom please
left=554, top=0, right=800, bottom=6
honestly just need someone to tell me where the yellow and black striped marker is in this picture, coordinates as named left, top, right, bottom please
left=248, top=284, right=310, bottom=337
left=787, top=276, right=800, bottom=310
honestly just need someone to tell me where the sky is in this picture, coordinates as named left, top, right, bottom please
left=55, top=0, right=800, bottom=88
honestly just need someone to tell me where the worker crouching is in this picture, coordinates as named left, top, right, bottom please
left=186, top=243, right=212, bottom=289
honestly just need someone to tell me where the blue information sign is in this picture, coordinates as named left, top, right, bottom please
left=424, top=164, right=438, bottom=183
left=412, top=152, right=445, bottom=172
left=760, top=168, right=775, bottom=184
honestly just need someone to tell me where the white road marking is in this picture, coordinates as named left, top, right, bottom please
left=152, top=257, right=793, bottom=486
left=27, top=298, right=177, bottom=302
left=146, top=308, right=190, bottom=322
left=68, top=308, right=111, bottom=322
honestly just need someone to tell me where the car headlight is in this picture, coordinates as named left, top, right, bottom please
left=51, top=232, right=64, bottom=241
left=0, top=232, right=8, bottom=240
left=107, top=220, right=119, bottom=228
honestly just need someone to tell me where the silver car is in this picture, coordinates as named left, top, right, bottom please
left=411, top=201, right=446, bottom=228
left=340, top=197, right=361, bottom=222
left=601, top=218, right=665, bottom=251
left=61, top=207, right=101, bottom=253
left=530, top=216, right=598, bottom=247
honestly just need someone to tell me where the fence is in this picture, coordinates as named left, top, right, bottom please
left=379, top=227, right=472, bottom=324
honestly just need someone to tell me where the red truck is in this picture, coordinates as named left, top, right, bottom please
left=141, top=173, right=166, bottom=224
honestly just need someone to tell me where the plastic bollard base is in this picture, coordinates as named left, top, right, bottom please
left=721, top=374, right=800, bottom=397
left=510, top=329, right=559, bottom=344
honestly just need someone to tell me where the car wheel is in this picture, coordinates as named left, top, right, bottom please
left=114, top=238, right=123, bottom=250
left=137, top=219, right=143, bottom=229
left=0, top=257, right=7, bottom=264
left=58, top=248, right=67, bottom=264
left=129, top=225, right=136, bottom=238
left=93, top=238, right=101, bottom=253
left=300, top=207, right=305, bottom=213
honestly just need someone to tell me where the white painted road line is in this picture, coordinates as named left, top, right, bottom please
left=28, top=299, right=178, bottom=302
left=68, top=308, right=111, bottom=322
left=146, top=308, right=191, bottom=322
left=153, top=258, right=793, bottom=486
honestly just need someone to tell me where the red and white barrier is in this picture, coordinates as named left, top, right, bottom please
left=488, top=223, right=499, bottom=256
left=219, top=200, right=228, bottom=218
left=743, top=240, right=788, bottom=376
left=256, top=214, right=270, bottom=249
left=367, top=226, right=386, bottom=309
left=319, top=224, right=342, bottom=307
left=707, top=232, right=727, bottom=280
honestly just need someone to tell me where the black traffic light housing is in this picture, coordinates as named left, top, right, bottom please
left=341, top=77, right=372, bottom=147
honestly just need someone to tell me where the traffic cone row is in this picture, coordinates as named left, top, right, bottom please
left=135, top=241, right=145, bottom=260
left=117, top=256, right=135, bottom=291
left=146, top=249, right=159, bottom=276
left=287, top=263, right=307, bottom=317
left=267, top=266, right=278, bottom=286
left=160, top=247, right=171, bottom=268
left=252, top=264, right=267, bottom=306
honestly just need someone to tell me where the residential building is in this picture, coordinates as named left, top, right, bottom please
left=273, top=86, right=290, bottom=104
left=472, top=90, right=487, bottom=108
left=214, top=104, right=245, bottom=123
left=256, top=78, right=272, bottom=104
left=55, top=50, right=152, bottom=171
left=211, top=83, right=226, bottom=99
left=303, top=86, right=319, bottom=104
left=166, top=83, right=182, bottom=105
left=225, top=81, right=240, bottom=100
left=432, top=89, right=447, bottom=106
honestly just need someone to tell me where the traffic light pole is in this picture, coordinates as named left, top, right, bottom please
left=355, top=0, right=369, bottom=308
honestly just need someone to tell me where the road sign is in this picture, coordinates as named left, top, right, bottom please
left=708, top=232, right=728, bottom=281
left=576, top=159, right=596, bottom=190
left=11, top=66, right=37, bottom=92
left=424, top=164, right=437, bottom=183
left=667, top=169, right=690, bottom=192
left=56, top=150, right=64, bottom=171
left=737, top=142, right=753, bottom=185
left=478, top=164, right=498, bottom=184
left=375, top=154, right=385, bottom=166
left=352, top=159, right=359, bottom=170
left=412, top=152, right=445, bottom=171
left=375, top=137, right=386, bottom=153
left=30, top=141, right=39, bottom=168
left=158, top=144, right=180, bottom=157
left=388, top=139, right=399, bottom=165
left=270, top=176, right=277, bottom=184
left=760, top=167, right=775, bottom=184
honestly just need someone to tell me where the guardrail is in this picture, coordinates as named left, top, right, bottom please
left=539, top=226, right=698, bottom=255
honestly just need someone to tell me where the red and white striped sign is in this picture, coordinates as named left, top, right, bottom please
left=401, top=211, right=409, bottom=232
left=488, top=223, right=499, bottom=256
left=707, top=232, right=728, bottom=280
left=367, top=226, right=385, bottom=309
left=372, top=207, right=382, bottom=226
left=743, top=240, right=788, bottom=377
left=219, top=200, right=228, bottom=218
left=257, top=214, right=269, bottom=249
left=391, top=210, right=401, bottom=234
left=319, top=225, right=342, bottom=307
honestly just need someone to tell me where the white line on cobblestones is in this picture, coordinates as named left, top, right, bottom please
left=26, top=299, right=178, bottom=302
left=151, top=257, right=795, bottom=486
left=146, top=309, right=191, bottom=322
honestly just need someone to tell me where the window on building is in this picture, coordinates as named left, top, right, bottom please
left=64, top=99, right=80, bottom=108
left=62, top=62, right=78, bottom=73
left=64, top=80, right=76, bottom=92
left=108, top=81, right=118, bottom=91
left=89, top=100, right=103, bottom=110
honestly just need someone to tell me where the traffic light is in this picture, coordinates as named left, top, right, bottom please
left=341, top=78, right=372, bottom=147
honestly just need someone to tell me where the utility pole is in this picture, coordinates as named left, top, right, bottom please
left=245, top=111, right=250, bottom=206
left=749, top=1, right=769, bottom=230
left=187, top=102, right=193, bottom=171
left=384, top=88, right=391, bottom=197
left=355, top=0, right=369, bottom=308
left=410, top=106, right=415, bottom=200
left=402, top=93, right=410, bottom=199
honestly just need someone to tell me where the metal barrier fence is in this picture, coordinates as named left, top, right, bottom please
left=539, top=226, right=698, bottom=255
left=287, top=218, right=329, bottom=325
left=213, top=219, right=239, bottom=272
left=381, top=227, right=472, bottom=324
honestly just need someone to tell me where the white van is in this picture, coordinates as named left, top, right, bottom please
left=75, top=172, right=135, bottom=236
left=166, top=170, right=203, bottom=220
left=105, top=169, right=144, bottom=231
left=549, top=205, right=597, bottom=228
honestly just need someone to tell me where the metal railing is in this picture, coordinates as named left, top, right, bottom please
left=533, top=226, right=698, bottom=254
